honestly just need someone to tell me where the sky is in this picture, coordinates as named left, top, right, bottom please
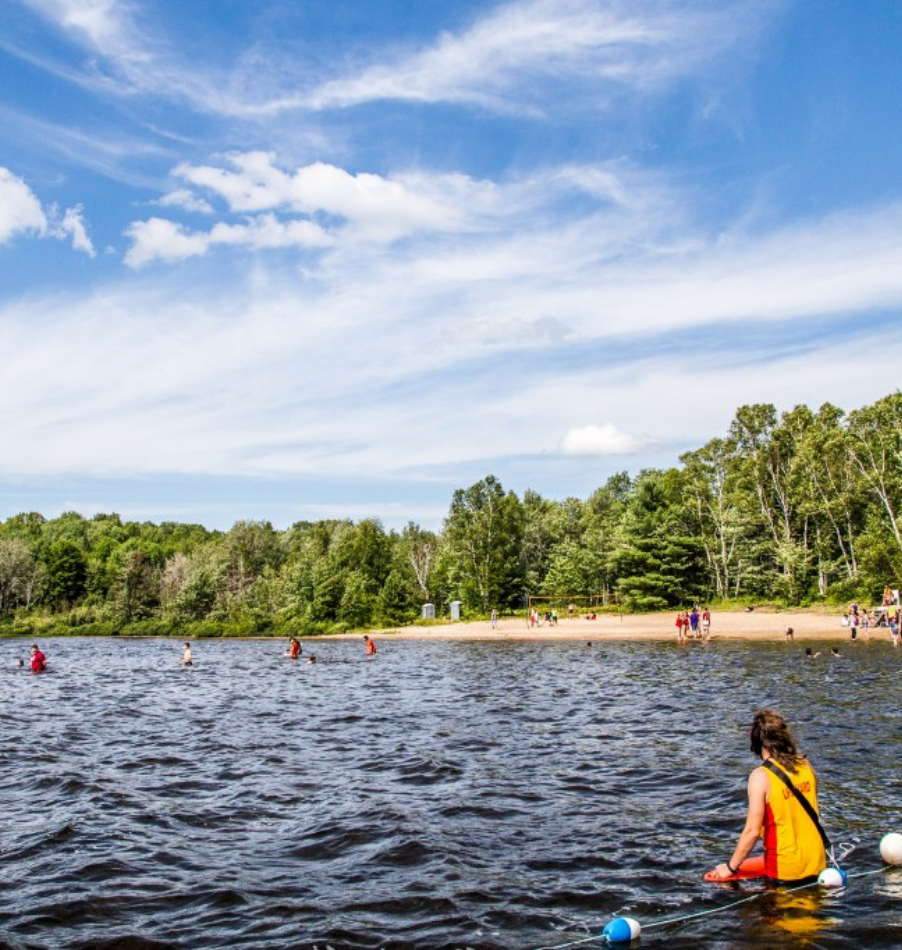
left=2, top=0, right=902, bottom=531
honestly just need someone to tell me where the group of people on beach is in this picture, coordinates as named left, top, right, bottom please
left=675, top=606, right=711, bottom=643
left=528, top=608, right=558, bottom=627
left=842, top=596, right=900, bottom=645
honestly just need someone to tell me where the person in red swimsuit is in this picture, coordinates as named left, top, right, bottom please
left=363, top=635, right=377, bottom=655
left=30, top=645, right=46, bottom=673
left=285, top=637, right=301, bottom=659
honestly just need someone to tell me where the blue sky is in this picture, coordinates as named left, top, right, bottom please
left=2, top=0, right=902, bottom=530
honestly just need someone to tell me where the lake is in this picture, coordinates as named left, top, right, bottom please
left=2, top=636, right=901, bottom=948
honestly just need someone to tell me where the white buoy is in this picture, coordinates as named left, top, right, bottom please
left=601, top=916, right=641, bottom=944
left=880, top=832, right=902, bottom=866
left=818, top=866, right=847, bottom=887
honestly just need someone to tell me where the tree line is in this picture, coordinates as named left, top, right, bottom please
left=1, top=392, right=900, bottom=636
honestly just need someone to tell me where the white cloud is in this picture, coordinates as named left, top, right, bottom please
left=173, top=153, right=475, bottom=238
left=50, top=205, right=96, bottom=257
left=0, top=167, right=47, bottom=242
left=157, top=189, right=215, bottom=214
left=0, top=166, right=95, bottom=255
left=124, top=213, right=331, bottom=268
left=27, top=0, right=125, bottom=49
left=562, top=423, right=648, bottom=455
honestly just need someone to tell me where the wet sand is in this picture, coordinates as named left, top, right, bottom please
left=349, top=609, right=890, bottom=642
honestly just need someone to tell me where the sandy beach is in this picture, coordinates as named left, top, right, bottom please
left=350, top=609, right=887, bottom=643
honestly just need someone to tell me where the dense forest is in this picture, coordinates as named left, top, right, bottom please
left=2, top=393, right=901, bottom=637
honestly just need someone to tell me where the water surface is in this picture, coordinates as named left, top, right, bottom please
left=2, top=636, right=901, bottom=948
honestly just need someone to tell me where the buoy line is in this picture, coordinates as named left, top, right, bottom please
left=535, top=833, right=902, bottom=950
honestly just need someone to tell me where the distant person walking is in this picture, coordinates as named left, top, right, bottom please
left=364, top=635, right=377, bottom=656
left=701, top=607, right=711, bottom=640
left=491, top=609, right=498, bottom=629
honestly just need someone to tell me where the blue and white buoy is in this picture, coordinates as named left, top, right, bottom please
left=601, top=916, right=641, bottom=944
left=818, top=866, right=847, bottom=888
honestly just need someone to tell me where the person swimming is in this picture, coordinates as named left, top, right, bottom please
left=182, top=642, right=193, bottom=666
left=285, top=637, right=301, bottom=659
left=805, top=648, right=821, bottom=658
left=307, top=655, right=317, bottom=664
left=830, top=647, right=840, bottom=657
left=30, top=645, right=46, bottom=674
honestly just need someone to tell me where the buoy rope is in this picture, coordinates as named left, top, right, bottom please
left=530, top=865, right=888, bottom=950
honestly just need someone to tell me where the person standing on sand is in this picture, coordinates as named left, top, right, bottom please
left=707, top=709, right=827, bottom=884
left=675, top=612, right=686, bottom=644
left=363, top=635, right=377, bottom=656
left=701, top=607, right=711, bottom=640
left=785, top=627, right=794, bottom=641
left=689, top=608, right=699, bottom=638
left=491, top=608, right=498, bottom=629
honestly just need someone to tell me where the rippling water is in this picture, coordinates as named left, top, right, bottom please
left=2, top=636, right=902, bottom=949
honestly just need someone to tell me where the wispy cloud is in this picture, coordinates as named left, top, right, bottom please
left=303, top=0, right=760, bottom=113
left=14, top=0, right=774, bottom=119
left=5, top=176, right=902, bottom=486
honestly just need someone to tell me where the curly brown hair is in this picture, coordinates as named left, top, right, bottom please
left=749, top=709, right=806, bottom=771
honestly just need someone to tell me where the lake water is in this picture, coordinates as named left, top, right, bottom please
left=2, top=636, right=901, bottom=949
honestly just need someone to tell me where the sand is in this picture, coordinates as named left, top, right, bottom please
left=342, top=609, right=890, bottom=643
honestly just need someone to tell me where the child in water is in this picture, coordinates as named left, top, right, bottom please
left=182, top=642, right=193, bottom=666
left=285, top=637, right=301, bottom=659
left=363, top=635, right=377, bottom=655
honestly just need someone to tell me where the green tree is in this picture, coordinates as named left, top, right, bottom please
left=44, top=539, right=88, bottom=608
left=444, top=475, right=525, bottom=611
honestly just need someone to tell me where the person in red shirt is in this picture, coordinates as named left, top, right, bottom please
left=363, top=635, right=377, bottom=655
left=285, top=637, right=301, bottom=659
left=30, top=645, right=46, bottom=673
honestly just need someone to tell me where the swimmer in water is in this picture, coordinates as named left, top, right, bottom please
left=307, top=655, right=317, bottom=664
left=363, top=635, right=377, bottom=655
left=285, top=637, right=301, bottom=659
left=830, top=647, right=840, bottom=657
left=30, top=645, right=46, bottom=673
left=182, top=642, right=193, bottom=666
left=805, top=648, right=821, bottom=658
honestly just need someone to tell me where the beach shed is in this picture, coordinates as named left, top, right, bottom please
left=421, top=603, right=435, bottom=620
left=450, top=600, right=462, bottom=621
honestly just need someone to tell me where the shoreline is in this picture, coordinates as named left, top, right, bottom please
left=3, top=610, right=890, bottom=643
left=334, top=609, right=883, bottom=643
